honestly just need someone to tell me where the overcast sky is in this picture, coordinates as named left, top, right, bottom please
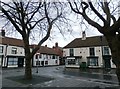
left=0, top=0, right=106, bottom=48
left=42, top=24, right=102, bottom=48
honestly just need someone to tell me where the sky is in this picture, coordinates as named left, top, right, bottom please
left=41, top=24, right=102, bottom=48
left=0, top=0, right=104, bottom=48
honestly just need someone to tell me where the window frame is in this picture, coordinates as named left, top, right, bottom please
left=11, top=47, right=17, bottom=54
left=8, top=58, right=18, bottom=66
left=69, top=48, right=74, bottom=57
left=103, top=46, right=110, bottom=55
left=89, top=47, right=95, bottom=56
left=0, top=46, right=3, bottom=53
left=87, top=58, right=98, bottom=66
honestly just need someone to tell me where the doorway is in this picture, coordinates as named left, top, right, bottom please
left=41, top=61, right=44, bottom=66
left=18, top=58, right=24, bottom=67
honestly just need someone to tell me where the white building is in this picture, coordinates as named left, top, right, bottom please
left=63, top=36, right=116, bottom=69
left=0, top=30, right=60, bottom=68
left=0, top=30, right=25, bottom=67
left=31, top=45, right=60, bottom=67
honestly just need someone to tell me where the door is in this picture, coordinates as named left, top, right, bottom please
left=18, top=58, right=24, bottom=67
left=41, top=61, right=44, bottom=66
left=104, top=59, right=111, bottom=69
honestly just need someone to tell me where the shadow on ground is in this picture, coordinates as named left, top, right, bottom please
left=5, top=75, right=54, bottom=85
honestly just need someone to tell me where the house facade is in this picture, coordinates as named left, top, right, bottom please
left=0, top=30, right=25, bottom=67
left=31, top=45, right=60, bottom=67
left=0, top=30, right=61, bottom=68
left=63, top=36, right=116, bottom=68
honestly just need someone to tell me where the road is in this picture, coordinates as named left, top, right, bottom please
left=2, top=66, right=120, bottom=88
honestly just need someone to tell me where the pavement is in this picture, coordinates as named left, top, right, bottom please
left=1, top=65, right=120, bottom=89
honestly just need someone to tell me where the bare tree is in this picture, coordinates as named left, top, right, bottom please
left=0, top=0, right=68, bottom=79
left=69, top=0, right=120, bottom=85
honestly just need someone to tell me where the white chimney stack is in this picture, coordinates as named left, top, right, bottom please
left=82, top=31, right=86, bottom=40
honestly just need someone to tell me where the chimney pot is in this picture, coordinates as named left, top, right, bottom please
left=1, top=29, right=5, bottom=37
left=45, top=45, right=47, bottom=47
left=55, top=42, right=58, bottom=47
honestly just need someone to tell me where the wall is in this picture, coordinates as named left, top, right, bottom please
left=63, top=46, right=116, bottom=68
left=0, top=44, right=25, bottom=67
left=33, top=54, right=60, bottom=66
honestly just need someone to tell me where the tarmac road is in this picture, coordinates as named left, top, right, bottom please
left=2, top=66, right=120, bottom=88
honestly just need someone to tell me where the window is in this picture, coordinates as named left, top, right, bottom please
left=89, top=48, right=95, bottom=56
left=0, top=46, right=3, bottom=53
left=35, top=54, right=40, bottom=59
left=55, top=60, right=58, bottom=64
left=87, top=58, right=98, bottom=66
left=36, top=61, right=40, bottom=65
left=8, top=58, right=18, bottom=66
left=39, top=54, right=41, bottom=58
left=11, top=48, right=17, bottom=54
left=68, top=59, right=76, bottom=65
left=103, top=47, right=109, bottom=55
left=70, top=49, right=74, bottom=56
left=52, top=55, right=55, bottom=59
left=49, top=55, right=52, bottom=59
left=45, top=61, right=48, bottom=65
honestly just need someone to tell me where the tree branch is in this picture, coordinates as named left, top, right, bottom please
left=26, top=2, right=42, bottom=24
left=1, top=7, right=23, bottom=35
left=31, top=22, right=52, bottom=57
left=101, top=1, right=111, bottom=26
left=82, top=13, right=103, bottom=33
left=111, top=17, right=120, bottom=32
left=88, top=1, right=106, bottom=24
left=31, top=17, right=46, bottom=29
left=68, top=1, right=82, bottom=14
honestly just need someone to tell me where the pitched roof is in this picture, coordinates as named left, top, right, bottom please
left=30, top=45, right=59, bottom=55
left=39, top=46, right=59, bottom=55
left=0, top=36, right=24, bottom=47
left=64, top=36, right=108, bottom=48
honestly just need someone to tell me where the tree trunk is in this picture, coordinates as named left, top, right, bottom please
left=25, top=56, right=32, bottom=80
left=105, top=34, right=120, bottom=85
left=116, top=66, right=120, bottom=85
left=23, top=36, right=32, bottom=80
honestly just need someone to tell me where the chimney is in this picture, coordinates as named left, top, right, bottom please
left=1, top=29, right=5, bottom=37
left=45, top=45, right=47, bottom=47
left=82, top=31, right=86, bottom=40
left=55, top=42, right=58, bottom=47
left=53, top=46, right=55, bottom=49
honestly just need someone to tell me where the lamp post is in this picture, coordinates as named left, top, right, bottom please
left=36, top=60, right=38, bottom=73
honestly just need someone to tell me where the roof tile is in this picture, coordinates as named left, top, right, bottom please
left=64, top=36, right=108, bottom=48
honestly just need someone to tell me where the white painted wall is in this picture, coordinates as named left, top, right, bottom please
left=7, top=46, right=25, bottom=56
left=33, top=53, right=60, bottom=66
left=0, top=44, right=25, bottom=67
left=63, top=46, right=116, bottom=68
